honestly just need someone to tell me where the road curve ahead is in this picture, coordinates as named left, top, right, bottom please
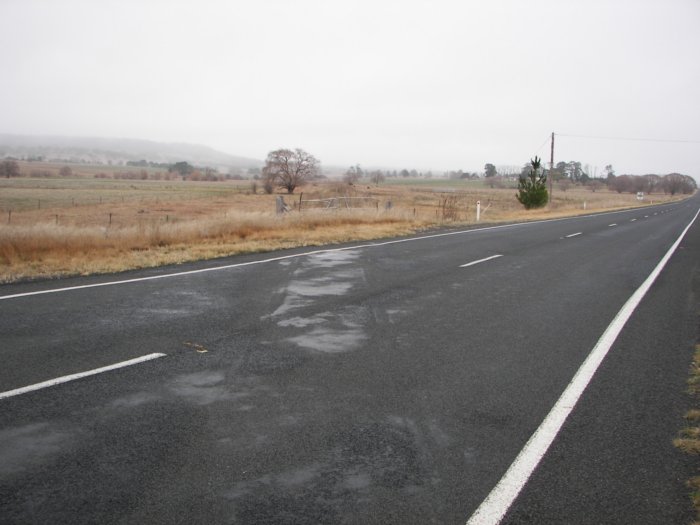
left=1, top=196, right=699, bottom=524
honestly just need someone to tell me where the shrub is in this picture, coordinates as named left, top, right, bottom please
left=516, top=156, right=548, bottom=209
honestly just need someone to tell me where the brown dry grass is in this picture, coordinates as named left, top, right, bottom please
left=675, top=345, right=700, bottom=524
left=0, top=175, right=688, bottom=283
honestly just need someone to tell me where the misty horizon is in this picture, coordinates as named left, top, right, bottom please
left=1, top=1, right=699, bottom=178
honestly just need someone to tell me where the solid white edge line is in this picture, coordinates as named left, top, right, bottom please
left=460, top=255, right=503, bottom=268
left=0, top=201, right=685, bottom=301
left=465, top=206, right=700, bottom=525
left=0, top=352, right=167, bottom=400
left=565, top=232, right=582, bottom=238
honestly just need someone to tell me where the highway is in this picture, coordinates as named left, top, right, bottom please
left=1, top=195, right=699, bottom=524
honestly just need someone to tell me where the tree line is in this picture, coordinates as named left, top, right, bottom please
left=606, top=173, right=696, bottom=195
left=482, top=160, right=696, bottom=196
left=0, top=159, right=251, bottom=182
left=3, top=154, right=697, bottom=197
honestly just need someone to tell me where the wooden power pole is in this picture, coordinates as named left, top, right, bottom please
left=549, top=132, right=555, bottom=205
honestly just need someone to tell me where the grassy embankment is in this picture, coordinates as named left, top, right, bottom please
left=0, top=164, right=686, bottom=283
left=676, top=344, right=700, bottom=523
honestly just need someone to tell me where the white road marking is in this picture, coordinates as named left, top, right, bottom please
left=0, top=203, right=684, bottom=302
left=565, top=232, right=582, bottom=238
left=460, top=255, right=503, bottom=268
left=644, top=215, right=649, bottom=218
left=0, top=353, right=166, bottom=400
left=465, top=206, right=700, bottom=525
left=608, top=224, right=617, bottom=227
left=0, top=222, right=564, bottom=300
left=630, top=218, right=637, bottom=222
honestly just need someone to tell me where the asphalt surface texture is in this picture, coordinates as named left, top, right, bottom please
left=1, top=195, right=699, bottom=524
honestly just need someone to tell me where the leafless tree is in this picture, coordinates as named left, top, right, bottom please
left=343, top=165, right=362, bottom=185
left=262, top=148, right=319, bottom=194
left=369, top=170, right=386, bottom=185
left=588, top=180, right=603, bottom=192
left=0, top=159, right=20, bottom=178
left=663, top=173, right=696, bottom=195
left=609, top=173, right=696, bottom=195
left=610, top=175, right=634, bottom=193
left=642, top=174, right=662, bottom=193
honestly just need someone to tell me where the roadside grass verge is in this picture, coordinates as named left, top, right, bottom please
left=675, top=344, right=700, bottom=524
left=0, top=209, right=426, bottom=282
left=0, top=177, right=687, bottom=283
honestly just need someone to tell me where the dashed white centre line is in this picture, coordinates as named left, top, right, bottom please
left=460, top=254, right=503, bottom=268
left=0, top=353, right=167, bottom=400
left=608, top=224, right=617, bottom=227
left=630, top=218, right=637, bottom=222
left=565, top=232, right=582, bottom=238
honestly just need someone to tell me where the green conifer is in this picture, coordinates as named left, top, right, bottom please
left=516, top=156, right=549, bottom=209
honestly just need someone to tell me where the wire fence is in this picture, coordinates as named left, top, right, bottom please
left=2, top=209, right=190, bottom=228
left=299, top=196, right=380, bottom=211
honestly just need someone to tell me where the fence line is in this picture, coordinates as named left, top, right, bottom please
left=298, top=196, right=380, bottom=212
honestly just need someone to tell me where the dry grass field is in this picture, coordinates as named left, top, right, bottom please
left=0, top=165, right=687, bottom=283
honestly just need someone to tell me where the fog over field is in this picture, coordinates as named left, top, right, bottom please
left=0, top=0, right=698, bottom=178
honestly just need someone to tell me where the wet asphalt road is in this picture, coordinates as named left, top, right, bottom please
left=1, top=196, right=699, bottom=524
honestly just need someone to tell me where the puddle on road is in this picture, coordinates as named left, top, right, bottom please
left=110, top=391, right=161, bottom=408
left=305, top=250, right=361, bottom=268
left=0, top=422, right=73, bottom=476
left=285, top=278, right=355, bottom=298
left=277, top=316, right=327, bottom=328
left=267, top=250, right=370, bottom=354
left=385, top=307, right=410, bottom=323
left=285, top=310, right=367, bottom=353
left=221, top=415, right=438, bottom=522
left=169, top=370, right=250, bottom=406
left=288, top=326, right=366, bottom=353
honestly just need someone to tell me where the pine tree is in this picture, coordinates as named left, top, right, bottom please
left=516, top=156, right=549, bottom=209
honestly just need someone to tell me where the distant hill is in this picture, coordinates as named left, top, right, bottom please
left=0, top=134, right=263, bottom=170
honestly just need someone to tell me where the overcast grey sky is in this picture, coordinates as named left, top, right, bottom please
left=1, top=0, right=699, bottom=176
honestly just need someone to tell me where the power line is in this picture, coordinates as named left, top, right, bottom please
left=534, top=135, right=551, bottom=155
left=557, top=133, right=700, bottom=144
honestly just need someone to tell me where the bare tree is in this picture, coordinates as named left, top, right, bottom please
left=343, top=165, right=362, bottom=185
left=610, top=174, right=633, bottom=193
left=663, top=173, right=696, bottom=195
left=608, top=173, right=696, bottom=195
left=642, top=174, right=662, bottom=193
left=369, top=170, right=386, bottom=185
left=588, top=180, right=603, bottom=192
left=0, top=159, right=20, bottom=178
left=262, top=148, right=319, bottom=194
